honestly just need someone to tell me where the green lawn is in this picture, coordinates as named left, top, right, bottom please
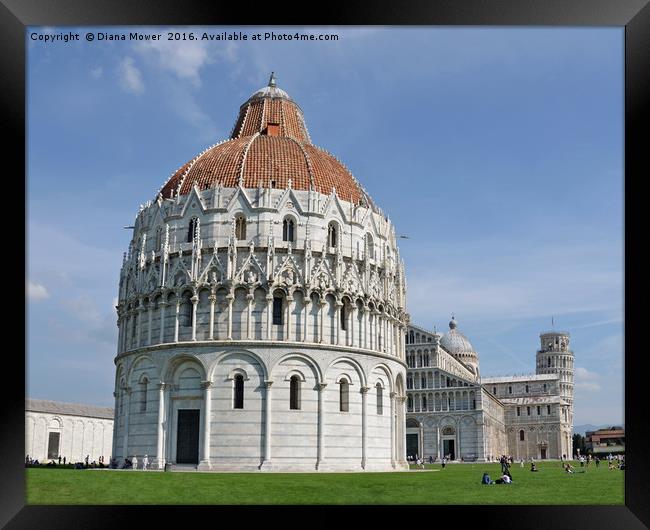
left=26, top=461, right=624, bottom=505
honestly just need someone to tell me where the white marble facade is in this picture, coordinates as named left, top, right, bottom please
left=405, top=322, right=574, bottom=461
left=113, top=79, right=409, bottom=471
left=25, top=399, right=114, bottom=463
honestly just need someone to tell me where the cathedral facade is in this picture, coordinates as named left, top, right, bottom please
left=112, top=75, right=409, bottom=471
left=405, top=319, right=574, bottom=462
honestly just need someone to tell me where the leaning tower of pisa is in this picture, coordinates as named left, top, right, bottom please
left=536, top=330, right=574, bottom=456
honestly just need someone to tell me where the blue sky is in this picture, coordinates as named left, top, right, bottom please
left=27, top=26, right=623, bottom=427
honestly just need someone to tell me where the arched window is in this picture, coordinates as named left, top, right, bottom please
left=548, top=357, right=551, bottom=367
left=181, top=292, right=192, bottom=326
left=290, top=375, right=301, bottom=410
left=327, top=222, right=338, bottom=248
left=282, top=217, right=295, bottom=242
left=376, top=383, right=383, bottom=415
left=272, top=294, right=283, bottom=325
left=187, top=217, right=198, bottom=243
left=140, top=377, right=148, bottom=412
left=339, top=378, right=349, bottom=412
left=422, top=396, right=427, bottom=410
left=234, top=374, right=244, bottom=409
left=519, top=430, right=525, bottom=441
left=235, top=215, right=246, bottom=241
left=407, top=395, right=413, bottom=410
left=409, top=330, right=414, bottom=344
left=340, top=301, right=347, bottom=331
left=525, top=384, right=529, bottom=393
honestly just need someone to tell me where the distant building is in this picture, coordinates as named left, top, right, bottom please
left=405, top=319, right=574, bottom=461
left=585, top=426, right=625, bottom=455
left=25, top=399, right=114, bottom=463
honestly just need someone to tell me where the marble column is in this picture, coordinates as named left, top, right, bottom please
left=156, top=383, right=166, bottom=469
left=174, top=300, right=181, bottom=342
left=122, top=387, right=131, bottom=461
left=319, top=301, right=326, bottom=343
left=363, top=306, right=369, bottom=349
left=286, top=295, right=293, bottom=342
left=246, top=293, right=254, bottom=339
left=261, top=380, right=273, bottom=470
left=303, top=297, right=311, bottom=342
left=389, top=391, right=396, bottom=468
left=266, top=295, right=273, bottom=340
left=208, top=294, right=216, bottom=340
left=191, top=295, right=198, bottom=341
left=159, top=301, right=167, bottom=344
left=226, top=294, right=234, bottom=340
left=147, top=302, right=154, bottom=346
left=199, top=381, right=213, bottom=470
left=316, top=382, right=327, bottom=470
left=361, top=386, right=369, bottom=469
left=335, top=301, right=342, bottom=346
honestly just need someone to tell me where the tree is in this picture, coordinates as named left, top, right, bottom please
left=573, top=433, right=586, bottom=455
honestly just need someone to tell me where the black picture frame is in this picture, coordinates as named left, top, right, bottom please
left=5, top=1, right=648, bottom=528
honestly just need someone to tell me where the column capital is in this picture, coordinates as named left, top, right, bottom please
left=266, top=295, right=274, bottom=301
left=191, top=295, right=199, bottom=304
left=158, top=383, right=168, bottom=391
left=200, top=381, right=213, bottom=390
left=389, top=392, right=397, bottom=399
left=317, top=382, right=328, bottom=391
left=208, top=295, right=217, bottom=303
left=246, top=293, right=254, bottom=301
left=360, top=386, right=370, bottom=394
left=226, top=294, right=235, bottom=301
left=264, top=380, right=274, bottom=388
left=303, top=298, right=312, bottom=306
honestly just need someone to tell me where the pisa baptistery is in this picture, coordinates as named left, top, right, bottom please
left=111, top=74, right=409, bottom=471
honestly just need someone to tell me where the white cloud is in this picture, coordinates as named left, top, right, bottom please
left=574, top=366, right=601, bottom=392
left=118, top=56, right=144, bottom=94
left=27, top=281, right=50, bottom=300
left=134, top=37, right=216, bottom=86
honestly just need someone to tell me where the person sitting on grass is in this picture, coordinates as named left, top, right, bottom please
left=494, top=473, right=512, bottom=484
left=481, top=472, right=493, bottom=484
left=530, top=462, right=538, bottom=472
left=564, top=463, right=574, bottom=473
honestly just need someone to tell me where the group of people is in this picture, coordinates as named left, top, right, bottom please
left=25, top=454, right=108, bottom=468
left=125, top=454, right=150, bottom=470
left=481, top=469, right=513, bottom=485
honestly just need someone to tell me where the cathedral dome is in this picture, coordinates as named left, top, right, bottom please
left=159, top=73, right=375, bottom=209
left=440, top=317, right=476, bottom=355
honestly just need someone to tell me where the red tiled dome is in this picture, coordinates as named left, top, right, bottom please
left=160, top=74, right=373, bottom=207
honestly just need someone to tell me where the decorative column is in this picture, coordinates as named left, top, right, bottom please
left=199, top=381, right=213, bottom=470
left=208, top=294, right=216, bottom=340
left=122, top=387, right=131, bottom=461
left=316, top=382, right=327, bottom=470
left=397, top=396, right=408, bottom=467
left=137, top=304, right=145, bottom=348
left=363, top=306, right=369, bottom=349
left=303, top=297, right=311, bottom=342
left=156, top=383, right=166, bottom=469
left=159, top=301, right=167, bottom=344
left=419, top=421, right=424, bottom=460
left=361, top=386, right=369, bottom=469
left=335, top=301, right=342, bottom=346
left=286, top=295, right=293, bottom=341
left=437, top=424, right=442, bottom=460
left=389, top=391, right=396, bottom=468
left=147, top=301, right=154, bottom=346
left=246, top=293, right=253, bottom=339
left=266, top=294, right=273, bottom=340
left=174, top=299, right=181, bottom=342
left=457, top=419, right=462, bottom=460
left=318, top=300, right=326, bottom=343
left=191, top=295, right=199, bottom=341
left=111, top=391, right=119, bottom=462
left=226, top=294, right=234, bottom=340
left=261, top=380, right=273, bottom=470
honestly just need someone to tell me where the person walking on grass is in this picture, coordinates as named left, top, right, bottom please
left=132, top=455, right=138, bottom=470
